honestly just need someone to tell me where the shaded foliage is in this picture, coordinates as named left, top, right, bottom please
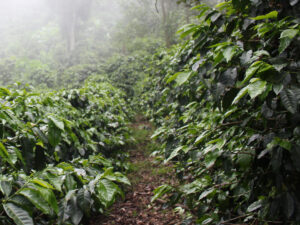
left=0, top=82, right=132, bottom=224
left=142, top=0, right=300, bottom=223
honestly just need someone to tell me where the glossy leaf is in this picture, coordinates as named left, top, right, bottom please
left=251, top=11, right=278, bottom=20
left=3, top=203, right=34, bottom=225
left=97, top=179, right=118, bottom=207
left=0, top=142, right=14, bottom=167
left=248, top=80, right=267, bottom=99
left=48, top=115, right=64, bottom=131
left=31, top=178, right=55, bottom=190
left=0, top=180, right=12, bottom=197
left=77, top=188, right=92, bottom=216
left=242, top=61, right=262, bottom=85
left=232, top=86, right=248, bottom=104
left=34, top=185, right=59, bottom=215
left=151, top=185, right=173, bottom=203
left=165, top=146, right=183, bottom=162
left=19, top=188, right=52, bottom=215
left=280, top=89, right=298, bottom=114
left=223, top=46, right=237, bottom=62
left=279, top=29, right=299, bottom=53
left=247, top=200, right=262, bottom=212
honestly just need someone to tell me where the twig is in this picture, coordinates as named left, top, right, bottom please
left=213, top=181, right=238, bottom=189
left=154, top=199, right=190, bottom=212
left=216, top=121, right=243, bottom=129
left=221, top=213, right=253, bottom=224
left=174, top=203, right=190, bottom=211
left=261, top=220, right=285, bottom=224
left=155, top=198, right=167, bottom=204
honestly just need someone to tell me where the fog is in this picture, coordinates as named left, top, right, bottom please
left=0, top=0, right=208, bottom=88
left=0, top=0, right=47, bottom=29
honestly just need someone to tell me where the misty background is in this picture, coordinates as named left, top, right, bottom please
left=0, top=0, right=219, bottom=89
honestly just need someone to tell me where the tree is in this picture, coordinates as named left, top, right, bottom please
left=157, top=0, right=189, bottom=47
left=47, top=0, right=93, bottom=52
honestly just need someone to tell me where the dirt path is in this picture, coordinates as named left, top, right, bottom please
left=89, top=118, right=182, bottom=225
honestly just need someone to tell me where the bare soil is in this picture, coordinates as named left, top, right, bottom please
left=89, top=118, right=182, bottom=225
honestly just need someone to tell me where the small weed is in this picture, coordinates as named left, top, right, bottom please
left=151, top=166, right=173, bottom=176
left=129, top=160, right=152, bottom=172
left=132, top=128, right=149, bottom=142
left=132, top=210, right=138, bottom=217
left=128, top=160, right=152, bottom=185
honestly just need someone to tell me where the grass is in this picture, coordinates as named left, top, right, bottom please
left=151, top=166, right=173, bottom=176
left=131, top=210, right=138, bottom=217
left=127, top=116, right=174, bottom=185
left=131, top=128, right=150, bottom=143
left=129, top=160, right=153, bottom=173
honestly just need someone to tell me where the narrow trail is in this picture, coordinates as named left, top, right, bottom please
left=90, top=117, right=182, bottom=225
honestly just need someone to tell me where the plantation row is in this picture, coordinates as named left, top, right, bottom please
left=0, top=80, right=132, bottom=224
left=141, top=0, right=300, bottom=224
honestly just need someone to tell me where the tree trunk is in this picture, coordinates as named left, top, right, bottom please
left=185, top=5, right=191, bottom=24
left=160, top=0, right=171, bottom=48
left=68, top=9, right=76, bottom=52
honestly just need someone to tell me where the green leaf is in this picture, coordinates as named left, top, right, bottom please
left=279, top=29, right=299, bottom=53
left=77, top=188, right=92, bottom=216
left=166, top=72, right=181, bottom=84
left=248, top=80, right=267, bottom=99
left=176, top=72, right=192, bottom=86
left=32, top=127, right=48, bottom=144
left=19, top=188, right=52, bottom=215
left=223, top=46, right=237, bottom=62
left=280, top=89, right=298, bottom=114
left=151, top=128, right=165, bottom=139
left=0, top=143, right=9, bottom=160
left=279, top=38, right=293, bottom=54
left=69, top=196, right=84, bottom=225
left=199, top=188, right=216, bottom=200
left=232, top=86, right=248, bottom=104
left=97, top=179, right=118, bottom=208
left=0, top=142, right=15, bottom=168
left=31, top=178, right=55, bottom=190
left=284, top=192, right=294, bottom=218
left=0, top=180, right=12, bottom=197
left=178, top=24, right=198, bottom=39
left=213, top=51, right=224, bottom=66
left=116, top=173, right=131, bottom=185
left=279, top=140, right=292, bottom=151
left=166, top=72, right=192, bottom=86
left=204, top=149, right=221, bottom=168
left=251, top=11, right=278, bottom=20
left=48, top=115, right=64, bottom=131
left=106, top=172, right=131, bottom=186
left=0, top=87, right=11, bottom=96
left=165, top=146, right=183, bottom=162
left=44, top=174, right=64, bottom=192
left=3, top=203, right=34, bottom=225
left=273, top=84, right=284, bottom=95
left=247, top=200, right=262, bottom=212
left=64, top=174, right=77, bottom=192
left=242, top=61, right=262, bottom=85
left=9, top=195, right=32, bottom=211
left=195, top=131, right=212, bottom=145
left=48, top=124, right=62, bottom=147
left=202, top=218, right=214, bottom=225
left=237, top=149, right=254, bottom=169
left=280, top=29, right=299, bottom=39
left=151, top=184, right=173, bottom=203
left=180, top=181, right=201, bottom=195
left=34, top=185, right=59, bottom=215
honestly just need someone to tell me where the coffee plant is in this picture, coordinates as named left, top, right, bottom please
left=142, top=0, right=300, bottom=224
left=0, top=81, right=132, bottom=224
